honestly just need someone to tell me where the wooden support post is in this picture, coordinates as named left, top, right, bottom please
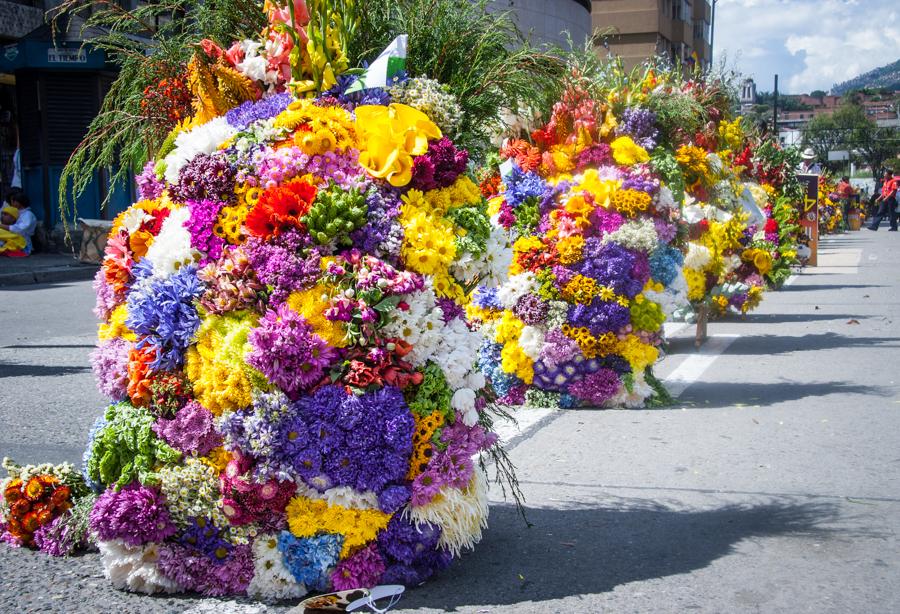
left=695, top=304, right=709, bottom=348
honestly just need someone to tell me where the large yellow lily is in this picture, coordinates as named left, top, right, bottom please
left=355, top=103, right=442, bottom=187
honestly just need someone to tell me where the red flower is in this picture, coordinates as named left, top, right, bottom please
left=764, top=219, right=778, bottom=233
left=246, top=179, right=317, bottom=239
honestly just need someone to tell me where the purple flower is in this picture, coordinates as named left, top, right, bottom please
left=513, top=293, right=547, bottom=325
left=576, top=143, right=612, bottom=170
left=568, top=368, right=621, bottom=406
left=225, top=92, right=292, bottom=129
left=153, top=401, right=222, bottom=456
left=247, top=305, right=338, bottom=398
left=539, top=329, right=580, bottom=368
left=246, top=230, right=321, bottom=304
left=409, top=137, right=469, bottom=191
left=616, top=107, right=659, bottom=150
left=589, top=208, right=625, bottom=236
left=170, top=152, right=236, bottom=204
left=350, top=186, right=403, bottom=261
left=331, top=543, right=386, bottom=591
left=89, top=483, right=177, bottom=546
left=34, top=513, right=90, bottom=557
left=157, top=542, right=254, bottom=596
left=503, top=165, right=551, bottom=208
left=436, top=297, right=465, bottom=323
left=411, top=421, right=496, bottom=506
left=135, top=161, right=164, bottom=200
left=577, top=240, right=643, bottom=298
left=90, top=338, right=132, bottom=401
left=177, top=517, right=233, bottom=560
left=93, top=268, right=120, bottom=321
left=378, top=485, right=411, bottom=514
left=184, top=199, right=226, bottom=265
left=568, top=298, right=631, bottom=336
left=377, top=516, right=451, bottom=585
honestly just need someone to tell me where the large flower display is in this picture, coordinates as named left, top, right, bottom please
left=1, top=5, right=511, bottom=600
left=470, top=81, right=685, bottom=409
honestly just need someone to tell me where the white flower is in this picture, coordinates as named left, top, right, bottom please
left=656, top=185, right=676, bottom=212
left=518, top=325, right=544, bottom=361
left=451, top=388, right=478, bottom=426
left=144, top=206, right=199, bottom=277
left=684, top=243, right=712, bottom=271
left=496, top=272, right=537, bottom=310
left=407, top=468, right=489, bottom=557
left=98, top=540, right=181, bottom=594
left=120, top=207, right=152, bottom=235
left=465, top=370, right=485, bottom=391
left=722, top=254, right=742, bottom=275
left=246, top=533, right=307, bottom=601
left=602, top=218, right=659, bottom=253
left=607, top=371, right=654, bottom=408
left=644, top=270, right=690, bottom=317
left=163, top=116, right=237, bottom=184
left=382, top=284, right=444, bottom=366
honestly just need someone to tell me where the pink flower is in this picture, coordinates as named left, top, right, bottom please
left=265, top=0, right=310, bottom=27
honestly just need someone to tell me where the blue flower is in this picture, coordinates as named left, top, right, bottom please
left=504, top=165, right=551, bottom=209
left=649, top=245, right=684, bottom=287
left=278, top=531, right=343, bottom=591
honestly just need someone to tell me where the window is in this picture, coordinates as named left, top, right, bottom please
left=675, top=0, right=692, bottom=21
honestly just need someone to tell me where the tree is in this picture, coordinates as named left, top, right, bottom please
left=810, top=90, right=826, bottom=99
left=802, top=113, right=843, bottom=171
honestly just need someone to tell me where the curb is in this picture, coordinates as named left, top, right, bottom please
left=0, top=264, right=99, bottom=287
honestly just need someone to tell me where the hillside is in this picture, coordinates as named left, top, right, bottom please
left=832, top=58, right=900, bottom=94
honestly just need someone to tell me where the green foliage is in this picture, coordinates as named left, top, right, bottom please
left=512, top=198, right=541, bottom=237
left=407, top=362, right=453, bottom=420
left=650, top=150, right=686, bottom=204
left=86, top=402, right=181, bottom=489
left=350, top=0, right=563, bottom=160
left=446, top=202, right=491, bottom=255
left=54, top=0, right=265, bottom=223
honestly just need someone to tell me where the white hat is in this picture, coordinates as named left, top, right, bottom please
left=801, top=147, right=816, bottom=160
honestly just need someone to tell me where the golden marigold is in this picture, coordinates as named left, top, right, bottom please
left=610, top=188, right=652, bottom=217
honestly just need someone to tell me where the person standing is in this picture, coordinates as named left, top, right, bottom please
left=0, top=190, right=37, bottom=255
left=799, top=147, right=822, bottom=174
left=868, top=170, right=899, bottom=232
left=835, top=176, right=856, bottom=231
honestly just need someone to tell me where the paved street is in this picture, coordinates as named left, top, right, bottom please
left=1, top=230, right=899, bottom=613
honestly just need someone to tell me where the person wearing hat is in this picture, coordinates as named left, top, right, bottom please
left=0, top=203, right=27, bottom=254
left=798, top=147, right=822, bottom=174
left=868, top=169, right=899, bottom=232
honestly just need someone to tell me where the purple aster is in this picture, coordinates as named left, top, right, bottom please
left=246, top=230, right=321, bottom=304
left=436, top=297, right=465, bottom=323
left=177, top=517, right=233, bottom=561
left=170, top=152, right=236, bottom=204
left=377, top=516, right=451, bottom=585
left=225, top=92, right=292, bottom=129
left=616, top=107, right=659, bottom=150
left=513, top=293, right=547, bottom=325
left=568, top=368, right=621, bottom=406
left=378, top=485, right=411, bottom=514
left=589, top=208, right=625, bottom=236
left=247, top=304, right=338, bottom=398
left=93, top=268, right=120, bottom=321
left=568, top=298, right=631, bottom=336
left=350, top=185, right=403, bottom=262
left=653, top=218, right=678, bottom=244
left=331, top=543, right=386, bottom=591
left=153, top=401, right=222, bottom=456
left=135, top=160, right=164, bottom=200
left=576, top=143, right=613, bottom=170
left=90, top=338, right=132, bottom=401
left=324, top=74, right=392, bottom=110
left=157, top=542, right=254, bottom=596
left=577, top=240, right=643, bottom=298
left=89, top=483, right=177, bottom=546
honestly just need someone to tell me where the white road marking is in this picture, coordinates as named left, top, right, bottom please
left=663, top=334, right=739, bottom=398
left=783, top=274, right=798, bottom=287
left=492, top=407, right=557, bottom=446
left=663, top=321, right=690, bottom=337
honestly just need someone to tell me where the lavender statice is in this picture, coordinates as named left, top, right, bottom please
left=89, top=483, right=177, bottom=546
left=125, top=264, right=204, bottom=371
left=617, top=107, right=659, bottom=150
left=153, top=401, right=222, bottom=456
left=90, top=338, right=132, bottom=401
left=225, top=92, right=292, bottom=129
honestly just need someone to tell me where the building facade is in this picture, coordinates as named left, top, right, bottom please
left=490, top=0, right=593, bottom=48
left=591, top=0, right=711, bottom=73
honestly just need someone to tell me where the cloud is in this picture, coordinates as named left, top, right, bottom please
left=716, top=0, right=899, bottom=93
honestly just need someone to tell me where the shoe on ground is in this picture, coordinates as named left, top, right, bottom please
left=889, top=228, right=898, bottom=232
left=867, top=226, right=877, bottom=231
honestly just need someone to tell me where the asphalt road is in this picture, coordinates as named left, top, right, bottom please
left=0, top=230, right=898, bottom=613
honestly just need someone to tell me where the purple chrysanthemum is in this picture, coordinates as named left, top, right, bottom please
left=568, top=367, right=621, bottom=406
left=184, top=199, right=226, bottom=265
left=246, top=230, right=321, bottom=304
left=153, top=401, right=222, bottom=456
left=89, top=483, right=177, bottom=546
left=331, top=543, right=386, bottom=591
left=170, top=153, right=236, bottom=204
left=135, top=161, right=164, bottom=200
left=377, top=516, right=451, bottom=585
left=90, top=338, right=132, bottom=401
left=225, top=92, right=292, bottom=129
left=157, top=542, right=254, bottom=596
left=409, top=137, right=469, bottom=191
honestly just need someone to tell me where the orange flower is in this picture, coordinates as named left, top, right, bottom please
left=128, top=229, right=155, bottom=260
left=24, top=477, right=45, bottom=501
left=127, top=345, right=157, bottom=407
left=245, top=178, right=317, bottom=239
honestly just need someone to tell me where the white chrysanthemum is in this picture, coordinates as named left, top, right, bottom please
left=98, top=540, right=181, bottom=594
left=607, top=371, right=654, bottom=409
left=482, top=227, right=513, bottom=285
left=295, top=483, right=380, bottom=510
left=144, top=206, right=199, bottom=277
left=656, top=185, right=676, bottom=212
left=497, top=272, right=537, bottom=310
left=382, top=285, right=444, bottom=366
left=120, top=208, right=152, bottom=235
left=518, top=325, right=544, bottom=361
left=722, top=253, right=742, bottom=275
left=431, top=318, right=480, bottom=389
left=451, top=388, right=478, bottom=426
left=407, top=468, right=489, bottom=557
left=246, top=533, right=308, bottom=601
left=683, top=243, right=712, bottom=271
left=163, top=116, right=237, bottom=184
left=602, top=218, right=660, bottom=253
left=645, top=270, right=690, bottom=317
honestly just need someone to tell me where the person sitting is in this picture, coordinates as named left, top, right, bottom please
left=0, top=191, right=37, bottom=256
left=0, top=205, right=26, bottom=253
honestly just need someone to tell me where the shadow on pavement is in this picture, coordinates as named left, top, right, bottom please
left=780, top=284, right=884, bottom=292
left=674, top=380, right=888, bottom=409
left=724, top=333, right=900, bottom=355
left=0, top=361, right=91, bottom=378
left=402, top=499, right=841, bottom=610
left=729, top=313, right=871, bottom=324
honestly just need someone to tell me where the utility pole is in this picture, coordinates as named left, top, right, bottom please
left=773, top=74, right=779, bottom=138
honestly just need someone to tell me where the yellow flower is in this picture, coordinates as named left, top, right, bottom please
left=494, top=311, right=524, bottom=344
left=610, top=136, right=650, bottom=166
left=286, top=496, right=390, bottom=558
left=616, top=334, right=659, bottom=372
left=610, top=188, right=652, bottom=217
left=355, top=103, right=441, bottom=187
left=500, top=342, right=534, bottom=384
left=562, top=274, right=600, bottom=305
left=684, top=268, right=707, bottom=302
left=286, top=286, right=348, bottom=348
left=98, top=304, right=136, bottom=341
left=576, top=169, right=620, bottom=207
left=556, top=235, right=585, bottom=265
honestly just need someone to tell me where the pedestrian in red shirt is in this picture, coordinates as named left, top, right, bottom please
left=868, top=170, right=899, bottom=231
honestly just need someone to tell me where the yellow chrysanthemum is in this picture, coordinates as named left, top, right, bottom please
left=285, top=496, right=390, bottom=558
left=273, top=99, right=356, bottom=154
left=610, top=136, right=650, bottom=166
left=500, top=342, right=534, bottom=384
left=494, top=311, right=524, bottom=344
left=684, top=268, right=708, bottom=301
left=286, top=286, right=348, bottom=348
left=98, top=304, right=136, bottom=342
left=556, top=235, right=585, bottom=265
left=616, top=334, right=659, bottom=372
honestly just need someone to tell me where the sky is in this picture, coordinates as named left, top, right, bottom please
left=715, top=0, right=899, bottom=94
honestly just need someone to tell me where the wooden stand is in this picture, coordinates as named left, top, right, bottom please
left=695, top=304, right=709, bottom=348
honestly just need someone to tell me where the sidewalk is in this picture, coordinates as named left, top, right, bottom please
left=0, top=251, right=98, bottom=287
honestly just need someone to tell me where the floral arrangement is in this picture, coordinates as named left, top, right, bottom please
left=3, top=1, right=514, bottom=601
left=469, top=80, right=685, bottom=409
left=819, top=175, right=844, bottom=234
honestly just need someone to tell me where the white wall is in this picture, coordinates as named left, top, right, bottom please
left=489, top=0, right=592, bottom=49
